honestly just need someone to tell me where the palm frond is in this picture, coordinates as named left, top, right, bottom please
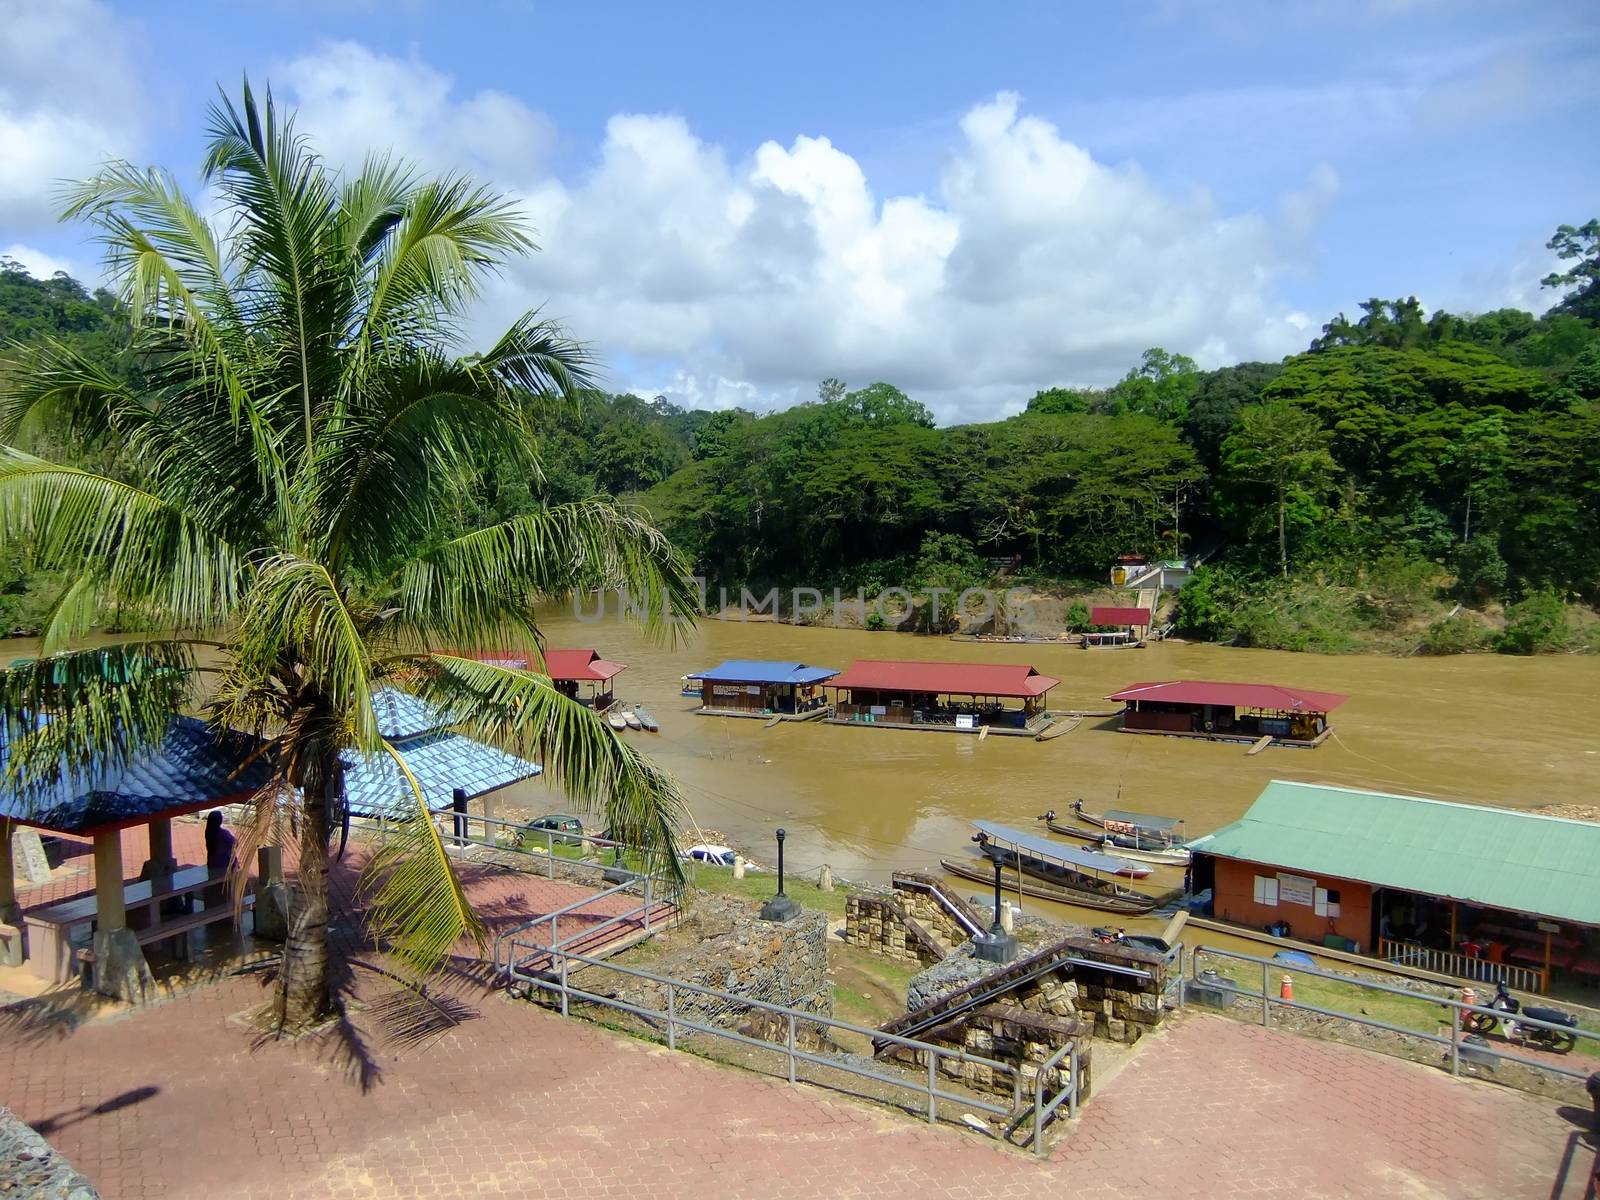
left=387, top=500, right=699, bottom=653
left=0, top=642, right=195, bottom=801
left=358, top=739, right=485, bottom=981
left=237, top=554, right=377, bottom=751
left=0, top=448, right=246, bottom=630
left=401, top=655, right=684, bottom=884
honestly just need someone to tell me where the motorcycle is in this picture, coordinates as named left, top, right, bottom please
left=1462, top=981, right=1579, bottom=1052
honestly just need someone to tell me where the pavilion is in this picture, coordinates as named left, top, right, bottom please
left=1106, top=679, right=1347, bottom=747
left=1083, top=605, right=1151, bottom=648
left=687, top=661, right=839, bottom=719
left=824, top=660, right=1059, bottom=735
left=467, top=647, right=627, bottom=709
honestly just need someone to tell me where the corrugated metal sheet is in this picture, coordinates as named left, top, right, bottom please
left=828, top=660, right=1059, bottom=698
left=688, top=660, right=840, bottom=685
left=0, top=717, right=273, bottom=834
left=343, top=732, right=543, bottom=819
left=374, top=688, right=444, bottom=740
left=973, top=820, right=1138, bottom=874
left=1090, top=606, right=1151, bottom=626
left=1187, top=780, right=1600, bottom=926
left=542, top=649, right=627, bottom=682
left=1106, top=680, right=1348, bottom=712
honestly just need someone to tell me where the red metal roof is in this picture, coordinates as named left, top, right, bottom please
left=827, top=660, right=1060, bottom=698
left=1106, top=680, right=1348, bottom=712
left=1090, top=606, right=1151, bottom=626
left=469, top=648, right=627, bottom=682
left=543, top=649, right=627, bottom=682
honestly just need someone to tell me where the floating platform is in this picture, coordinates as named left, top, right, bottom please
left=824, top=713, right=1051, bottom=737
left=695, top=705, right=832, bottom=722
left=1115, top=725, right=1332, bottom=749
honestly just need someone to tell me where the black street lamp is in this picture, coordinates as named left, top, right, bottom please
left=973, top=855, right=1018, bottom=963
left=759, top=828, right=801, bottom=922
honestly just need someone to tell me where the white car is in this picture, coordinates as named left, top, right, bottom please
left=684, top=843, right=758, bottom=869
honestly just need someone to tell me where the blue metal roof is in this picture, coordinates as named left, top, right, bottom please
left=373, top=687, right=446, bottom=740
left=343, top=732, right=543, bottom=820
left=0, top=717, right=273, bottom=835
left=973, top=820, right=1141, bottom=875
left=688, top=660, right=839, bottom=685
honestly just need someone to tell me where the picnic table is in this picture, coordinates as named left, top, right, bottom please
left=23, top=865, right=252, bottom=984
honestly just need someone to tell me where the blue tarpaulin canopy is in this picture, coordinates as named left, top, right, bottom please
left=973, top=820, right=1139, bottom=875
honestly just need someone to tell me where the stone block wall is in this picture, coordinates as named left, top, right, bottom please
left=607, top=899, right=832, bottom=1034
left=843, top=892, right=946, bottom=966
left=889, top=872, right=989, bottom=947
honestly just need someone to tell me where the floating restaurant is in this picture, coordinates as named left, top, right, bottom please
left=1187, top=781, right=1600, bottom=994
left=1082, top=605, right=1150, bottom=649
left=825, top=660, right=1059, bottom=735
left=1106, top=679, right=1346, bottom=748
left=688, top=660, right=838, bottom=719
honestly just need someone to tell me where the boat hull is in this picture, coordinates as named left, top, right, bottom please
left=940, top=858, right=1157, bottom=915
left=1045, top=819, right=1190, bottom=866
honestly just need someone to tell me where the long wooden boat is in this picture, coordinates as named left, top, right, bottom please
left=1038, top=813, right=1192, bottom=866
left=939, top=856, right=1158, bottom=915
left=1068, top=799, right=1187, bottom=848
left=965, top=821, right=1161, bottom=911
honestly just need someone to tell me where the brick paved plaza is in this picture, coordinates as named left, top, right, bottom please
left=3, top=820, right=1596, bottom=1198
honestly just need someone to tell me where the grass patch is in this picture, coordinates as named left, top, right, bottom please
left=687, top=864, right=851, bottom=917
left=1202, top=958, right=1454, bottom=1035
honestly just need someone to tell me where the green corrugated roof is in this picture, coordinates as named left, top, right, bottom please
left=1188, top=780, right=1600, bottom=927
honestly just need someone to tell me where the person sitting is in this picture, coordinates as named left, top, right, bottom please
left=203, top=811, right=236, bottom=908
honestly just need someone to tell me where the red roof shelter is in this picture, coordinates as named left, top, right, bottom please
left=825, top=660, right=1060, bottom=736
left=542, top=649, right=628, bottom=683
left=1090, top=606, right=1150, bottom=627
left=1107, top=679, right=1348, bottom=747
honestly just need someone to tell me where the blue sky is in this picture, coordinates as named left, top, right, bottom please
left=2, top=0, right=1596, bottom=421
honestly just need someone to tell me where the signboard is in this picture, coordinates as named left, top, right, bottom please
left=955, top=714, right=976, bottom=731
left=712, top=684, right=743, bottom=697
left=1536, top=920, right=1561, bottom=934
left=870, top=705, right=887, bottom=716
left=746, top=685, right=761, bottom=695
left=1277, top=872, right=1316, bottom=907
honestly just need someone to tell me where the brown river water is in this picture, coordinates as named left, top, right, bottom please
left=12, top=618, right=1598, bottom=930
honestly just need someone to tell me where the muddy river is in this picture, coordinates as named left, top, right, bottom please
left=13, top=616, right=1598, bottom=929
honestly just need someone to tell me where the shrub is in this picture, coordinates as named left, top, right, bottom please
left=1064, top=601, right=1091, bottom=632
left=1450, top=539, right=1507, bottom=602
left=865, top=609, right=886, bottom=632
left=1419, top=612, right=1492, bottom=655
left=1496, top=588, right=1570, bottom=654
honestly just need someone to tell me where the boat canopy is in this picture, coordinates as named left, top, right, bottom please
left=1101, top=809, right=1183, bottom=833
left=973, top=820, right=1137, bottom=875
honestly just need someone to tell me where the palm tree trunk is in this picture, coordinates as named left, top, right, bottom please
left=276, top=771, right=335, bottom=1029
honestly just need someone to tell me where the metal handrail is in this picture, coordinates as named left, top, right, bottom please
left=1189, top=944, right=1598, bottom=1084
left=509, top=941, right=1082, bottom=1149
left=492, top=873, right=662, bottom=972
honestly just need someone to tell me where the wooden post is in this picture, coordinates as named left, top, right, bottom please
left=147, top=818, right=174, bottom=875
left=1449, top=901, right=1457, bottom=949
left=1543, top=930, right=1552, bottom=991
left=93, top=830, right=127, bottom=932
left=0, top=820, right=16, bottom=921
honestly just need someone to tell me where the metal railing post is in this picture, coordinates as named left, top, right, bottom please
left=545, top=829, right=554, bottom=878
left=787, top=1013, right=797, bottom=1084
left=927, top=1052, right=938, bottom=1124
left=1261, top=959, right=1271, bottom=1026
left=1449, top=1003, right=1461, bottom=1076
left=1032, top=1067, right=1045, bottom=1155
left=667, top=983, right=677, bottom=1051
left=643, top=874, right=653, bottom=931
left=559, top=955, right=569, bottom=1017
left=1069, top=1048, right=1078, bottom=1120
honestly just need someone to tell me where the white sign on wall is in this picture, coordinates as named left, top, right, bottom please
left=1277, top=873, right=1316, bottom=907
left=955, top=714, right=977, bottom=731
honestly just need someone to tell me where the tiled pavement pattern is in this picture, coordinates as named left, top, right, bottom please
left=4, top=821, right=1596, bottom=1199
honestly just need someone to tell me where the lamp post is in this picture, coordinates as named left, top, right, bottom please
left=759, top=828, right=800, bottom=922
left=973, top=855, right=1017, bottom=964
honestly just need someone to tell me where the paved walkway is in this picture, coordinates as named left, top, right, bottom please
left=3, top=959, right=1594, bottom=1199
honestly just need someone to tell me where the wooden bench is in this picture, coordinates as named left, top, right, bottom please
left=25, top=866, right=252, bottom=983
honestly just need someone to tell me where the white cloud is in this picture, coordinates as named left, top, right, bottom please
left=0, top=0, right=144, bottom=234
left=277, top=42, right=554, bottom=190
left=0, top=243, right=80, bottom=280
left=280, top=45, right=1334, bottom=423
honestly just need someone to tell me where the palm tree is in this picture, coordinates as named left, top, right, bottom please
left=0, top=83, right=697, bottom=1030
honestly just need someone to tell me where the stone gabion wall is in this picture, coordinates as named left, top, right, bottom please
left=843, top=892, right=945, bottom=966
left=607, top=900, right=832, bottom=1033
left=0, top=1106, right=97, bottom=1199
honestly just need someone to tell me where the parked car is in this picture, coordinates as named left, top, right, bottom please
left=515, top=814, right=586, bottom=849
left=683, top=843, right=757, bottom=869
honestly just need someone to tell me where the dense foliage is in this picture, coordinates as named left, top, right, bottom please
left=4, top=216, right=1598, bottom=652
